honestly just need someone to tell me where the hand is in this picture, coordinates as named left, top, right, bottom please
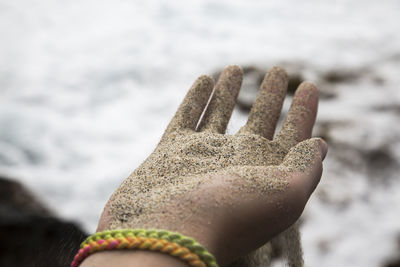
left=94, top=66, right=327, bottom=266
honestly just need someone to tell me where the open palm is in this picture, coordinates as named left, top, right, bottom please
left=97, top=66, right=327, bottom=266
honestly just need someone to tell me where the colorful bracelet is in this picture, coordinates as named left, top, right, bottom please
left=71, top=229, right=219, bottom=267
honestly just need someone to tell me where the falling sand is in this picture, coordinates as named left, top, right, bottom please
left=101, top=66, right=321, bottom=267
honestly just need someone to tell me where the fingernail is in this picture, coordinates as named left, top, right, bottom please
left=318, top=138, right=328, bottom=160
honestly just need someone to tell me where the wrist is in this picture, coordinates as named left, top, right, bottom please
left=96, top=196, right=223, bottom=265
left=80, top=250, right=188, bottom=267
left=73, top=229, right=220, bottom=267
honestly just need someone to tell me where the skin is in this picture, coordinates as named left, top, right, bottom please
left=81, top=66, right=327, bottom=267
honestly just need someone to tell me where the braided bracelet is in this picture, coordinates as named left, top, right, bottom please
left=71, top=229, right=219, bottom=267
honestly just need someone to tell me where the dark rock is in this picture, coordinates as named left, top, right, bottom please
left=313, top=118, right=399, bottom=186
left=321, top=69, right=363, bottom=84
left=0, top=176, right=87, bottom=267
left=313, top=120, right=352, bottom=144
left=327, top=142, right=397, bottom=185
left=0, top=216, right=87, bottom=267
left=383, top=234, right=400, bottom=267
left=320, top=66, right=384, bottom=86
left=385, top=259, right=400, bottom=267
left=363, top=146, right=399, bottom=185
left=236, top=66, right=265, bottom=112
left=364, top=146, right=396, bottom=170
left=242, top=66, right=265, bottom=84
left=314, top=120, right=399, bottom=183
left=286, top=73, right=303, bottom=95
left=0, top=177, right=52, bottom=218
left=318, top=89, right=338, bottom=100
left=373, top=104, right=400, bottom=115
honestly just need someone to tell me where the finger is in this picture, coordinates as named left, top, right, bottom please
left=197, top=65, right=243, bottom=133
left=281, top=138, right=328, bottom=198
left=275, top=82, right=318, bottom=150
left=163, top=75, right=214, bottom=136
left=238, top=66, right=288, bottom=139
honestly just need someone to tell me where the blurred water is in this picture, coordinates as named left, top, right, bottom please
left=1, top=0, right=400, bottom=266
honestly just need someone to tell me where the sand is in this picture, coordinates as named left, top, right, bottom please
left=103, top=66, right=319, bottom=267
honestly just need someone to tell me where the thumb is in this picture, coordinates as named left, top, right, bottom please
left=281, top=138, right=328, bottom=197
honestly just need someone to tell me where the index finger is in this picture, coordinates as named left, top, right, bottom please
left=163, top=75, right=214, bottom=137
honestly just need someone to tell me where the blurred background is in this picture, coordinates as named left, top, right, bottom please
left=1, top=0, right=399, bottom=266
